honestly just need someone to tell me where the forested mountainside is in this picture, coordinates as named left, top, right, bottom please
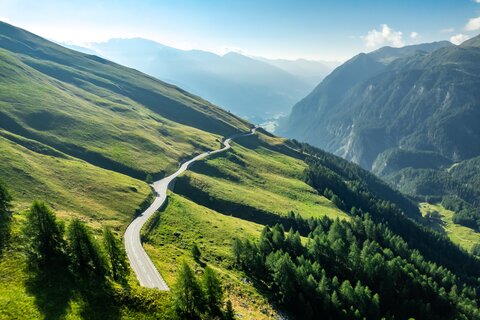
left=279, top=37, right=480, bottom=231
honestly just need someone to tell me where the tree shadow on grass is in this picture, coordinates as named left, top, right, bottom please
left=25, top=263, right=75, bottom=320
left=26, top=264, right=122, bottom=319
left=76, top=278, right=121, bottom=320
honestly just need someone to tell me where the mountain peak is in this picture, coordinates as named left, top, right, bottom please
left=368, top=41, right=453, bottom=64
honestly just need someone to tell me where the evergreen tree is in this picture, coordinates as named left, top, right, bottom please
left=0, top=180, right=12, bottom=251
left=23, top=201, right=66, bottom=267
left=472, top=243, right=480, bottom=257
left=173, top=261, right=205, bottom=319
left=103, top=227, right=129, bottom=282
left=202, top=266, right=224, bottom=317
left=145, top=174, right=154, bottom=184
left=67, top=218, right=106, bottom=278
left=232, top=238, right=243, bottom=265
left=0, top=180, right=11, bottom=214
left=232, top=216, right=480, bottom=319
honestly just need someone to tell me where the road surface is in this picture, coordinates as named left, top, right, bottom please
left=124, top=127, right=256, bottom=290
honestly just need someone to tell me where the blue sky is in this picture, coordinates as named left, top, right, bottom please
left=1, top=0, right=479, bottom=61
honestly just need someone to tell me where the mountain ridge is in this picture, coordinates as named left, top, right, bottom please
left=64, top=37, right=334, bottom=123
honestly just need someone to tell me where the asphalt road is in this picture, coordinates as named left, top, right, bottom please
left=124, top=127, right=256, bottom=290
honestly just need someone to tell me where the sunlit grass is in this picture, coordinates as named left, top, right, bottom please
left=144, top=193, right=277, bottom=320
left=420, top=202, right=480, bottom=252
left=182, top=133, right=348, bottom=220
left=0, top=134, right=151, bottom=230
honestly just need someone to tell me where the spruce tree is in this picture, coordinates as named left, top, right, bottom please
left=0, top=180, right=12, bottom=251
left=67, top=219, right=106, bottom=278
left=202, top=267, right=224, bottom=317
left=23, top=201, right=66, bottom=267
left=173, top=261, right=205, bottom=319
left=103, top=227, right=129, bottom=282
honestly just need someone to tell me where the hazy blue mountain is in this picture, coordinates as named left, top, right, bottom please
left=254, top=57, right=339, bottom=87
left=71, top=38, right=333, bottom=123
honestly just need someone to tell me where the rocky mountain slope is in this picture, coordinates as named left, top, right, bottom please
left=279, top=38, right=480, bottom=229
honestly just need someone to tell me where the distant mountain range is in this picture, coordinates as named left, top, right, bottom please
left=65, top=39, right=337, bottom=124
left=278, top=36, right=480, bottom=229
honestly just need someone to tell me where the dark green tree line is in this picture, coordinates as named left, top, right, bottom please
left=233, top=215, right=480, bottom=320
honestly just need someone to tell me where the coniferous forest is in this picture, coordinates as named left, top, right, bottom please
left=233, top=215, right=480, bottom=319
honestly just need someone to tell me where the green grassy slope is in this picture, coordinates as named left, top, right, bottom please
left=175, top=131, right=348, bottom=223
left=144, top=193, right=276, bottom=320
left=0, top=21, right=250, bottom=180
left=421, top=203, right=480, bottom=252
left=0, top=21, right=252, bottom=319
left=141, top=133, right=351, bottom=319
left=0, top=132, right=150, bottom=228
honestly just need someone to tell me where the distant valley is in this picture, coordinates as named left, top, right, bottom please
left=65, top=39, right=337, bottom=126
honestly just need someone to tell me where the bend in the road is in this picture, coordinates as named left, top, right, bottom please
left=124, top=127, right=256, bottom=290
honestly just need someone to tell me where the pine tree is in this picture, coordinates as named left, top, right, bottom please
left=173, top=261, right=205, bottom=319
left=202, top=266, right=224, bottom=317
left=0, top=180, right=12, bottom=251
left=232, top=238, right=243, bottom=265
left=103, top=227, right=129, bottom=282
left=471, top=243, right=480, bottom=257
left=67, top=218, right=106, bottom=278
left=0, top=180, right=11, bottom=214
left=23, top=201, right=66, bottom=267
left=145, top=174, right=154, bottom=184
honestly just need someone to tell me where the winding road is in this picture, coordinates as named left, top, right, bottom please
left=124, top=127, right=256, bottom=290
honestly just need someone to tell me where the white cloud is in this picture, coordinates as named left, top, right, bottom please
left=450, top=33, right=470, bottom=45
left=474, top=0, right=480, bottom=3
left=465, top=17, right=480, bottom=31
left=410, top=32, right=419, bottom=39
left=362, top=24, right=404, bottom=48
left=0, top=16, right=11, bottom=23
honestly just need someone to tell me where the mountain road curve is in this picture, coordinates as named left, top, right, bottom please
left=124, top=127, right=257, bottom=290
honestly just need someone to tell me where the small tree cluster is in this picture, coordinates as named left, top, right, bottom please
left=173, top=261, right=235, bottom=320
left=23, top=202, right=129, bottom=283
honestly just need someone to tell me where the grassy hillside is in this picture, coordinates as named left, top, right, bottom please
left=175, top=132, right=347, bottom=222
left=0, top=131, right=150, bottom=228
left=143, top=193, right=276, bottom=319
left=1, top=21, right=479, bottom=320
left=141, top=132, right=350, bottom=319
left=0, top=21, right=250, bottom=180
left=0, top=21, right=253, bottom=319
left=420, top=203, right=480, bottom=252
